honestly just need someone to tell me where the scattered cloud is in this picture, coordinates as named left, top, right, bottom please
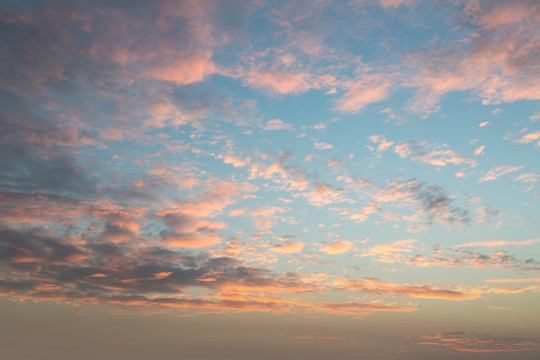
left=418, top=332, right=540, bottom=353
left=321, top=240, right=353, bottom=255
left=271, top=241, right=305, bottom=254
left=314, top=141, right=334, bottom=150
left=480, top=166, right=523, bottom=182
left=455, top=239, right=540, bottom=248
left=474, top=145, right=485, bottom=155
left=263, top=119, right=295, bottom=131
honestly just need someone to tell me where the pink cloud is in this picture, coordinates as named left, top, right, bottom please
left=263, top=119, right=295, bottom=131
left=153, top=272, right=173, bottom=280
left=455, top=239, right=540, bottom=248
left=336, top=277, right=479, bottom=300
left=334, top=75, right=392, bottom=113
left=243, top=69, right=312, bottom=94
left=302, top=183, right=347, bottom=207
left=163, top=234, right=222, bottom=248
left=157, top=179, right=257, bottom=218
left=219, top=153, right=252, bottom=168
left=394, top=140, right=477, bottom=167
left=368, top=134, right=395, bottom=152
left=479, top=165, right=523, bottom=182
left=517, top=130, right=540, bottom=144
left=249, top=206, right=286, bottom=231
left=378, top=0, right=417, bottom=8
left=249, top=157, right=310, bottom=191
left=484, top=277, right=540, bottom=283
left=474, top=145, right=485, bottom=155
left=314, top=141, right=333, bottom=150
left=408, top=0, right=540, bottom=111
left=321, top=240, right=352, bottom=254
left=362, top=239, right=417, bottom=263
left=271, top=241, right=304, bottom=253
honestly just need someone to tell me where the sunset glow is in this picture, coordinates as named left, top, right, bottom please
left=1, top=1, right=539, bottom=359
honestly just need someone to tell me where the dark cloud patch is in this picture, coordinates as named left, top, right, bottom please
left=413, top=183, right=471, bottom=228
left=0, top=225, right=315, bottom=310
left=406, top=246, right=540, bottom=272
left=0, top=226, right=87, bottom=266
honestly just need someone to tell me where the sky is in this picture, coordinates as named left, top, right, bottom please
left=0, top=0, right=539, bottom=359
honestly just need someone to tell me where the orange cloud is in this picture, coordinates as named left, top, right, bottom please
left=455, top=239, right=540, bottom=248
left=321, top=241, right=352, bottom=255
left=271, top=241, right=304, bottom=254
left=336, top=278, right=479, bottom=300
left=474, top=145, right=485, bottom=155
left=153, top=272, right=173, bottom=280
left=248, top=206, right=286, bottom=231
left=303, top=183, right=347, bottom=207
left=517, top=130, right=540, bottom=144
left=485, top=286, right=537, bottom=294
left=362, top=239, right=416, bottom=263
left=162, top=233, right=222, bottom=248
left=484, top=278, right=540, bottom=283
left=145, top=52, right=216, bottom=85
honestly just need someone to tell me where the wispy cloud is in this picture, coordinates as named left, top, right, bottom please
left=418, top=332, right=540, bottom=353
left=480, top=166, right=523, bottom=182
left=456, top=239, right=540, bottom=248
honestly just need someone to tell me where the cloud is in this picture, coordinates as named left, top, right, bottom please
left=249, top=152, right=310, bottom=191
left=249, top=206, right=286, bottom=231
left=407, top=247, right=540, bottom=272
left=455, top=239, right=540, bottom=248
left=2, top=225, right=410, bottom=316
left=474, top=145, right=485, bottom=155
left=362, top=239, right=417, bottom=263
left=271, top=241, right=305, bottom=254
left=514, top=173, right=539, bottom=183
left=407, top=0, right=540, bottom=112
left=336, top=277, right=479, bottom=300
left=367, top=135, right=477, bottom=168
left=1, top=0, right=538, bottom=325
left=263, top=119, right=295, bottom=131
left=378, top=0, right=417, bottom=8
left=161, top=233, right=223, bottom=248
left=368, top=134, right=394, bottom=152
left=480, top=165, right=523, bottom=182
left=516, top=130, right=540, bottom=145
left=418, top=332, right=540, bottom=353
left=347, top=178, right=474, bottom=231
left=484, top=278, right=540, bottom=283
left=219, top=153, right=252, bottom=168
left=394, top=140, right=477, bottom=167
left=314, top=141, right=333, bottom=150
left=302, top=183, right=347, bottom=206
left=321, top=241, right=352, bottom=255
left=334, top=75, right=392, bottom=113
left=145, top=52, right=217, bottom=85
left=243, top=69, right=313, bottom=94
